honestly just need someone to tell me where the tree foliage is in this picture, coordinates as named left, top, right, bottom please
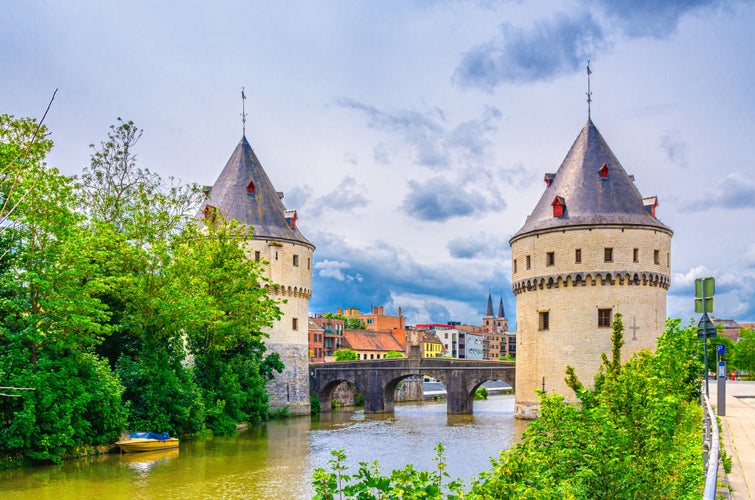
left=0, top=115, right=127, bottom=465
left=314, top=317, right=706, bottom=499
left=334, top=349, right=359, bottom=362
left=0, top=116, right=286, bottom=465
left=732, top=328, right=755, bottom=374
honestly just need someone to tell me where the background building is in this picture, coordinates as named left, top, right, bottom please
left=482, top=294, right=516, bottom=359
left=342, top=330, right=405, bottom=360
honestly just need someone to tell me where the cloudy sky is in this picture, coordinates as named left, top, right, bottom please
left=3, top=0, right=754, bottom=328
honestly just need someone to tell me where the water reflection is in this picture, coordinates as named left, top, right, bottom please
left=0, top=395, right=524, bottom=499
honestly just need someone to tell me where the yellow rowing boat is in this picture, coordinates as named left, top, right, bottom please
left=116, top=432, right=179, bottom=452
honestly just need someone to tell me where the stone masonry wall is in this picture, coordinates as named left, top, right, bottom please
left=511, top=225, right=672, bottom=419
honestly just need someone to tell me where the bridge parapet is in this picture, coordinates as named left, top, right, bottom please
left=309, top=358, right=515, bottom=414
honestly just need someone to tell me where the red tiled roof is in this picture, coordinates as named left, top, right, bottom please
left=342, top=330, right=403, bottom=352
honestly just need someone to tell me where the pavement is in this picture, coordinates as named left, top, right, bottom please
left=709, top=380, right=755, bottom=499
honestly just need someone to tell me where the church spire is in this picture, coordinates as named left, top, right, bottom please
left=497, top=297, right=505, bottom=318
left=485, top=293, right=494, bottom=317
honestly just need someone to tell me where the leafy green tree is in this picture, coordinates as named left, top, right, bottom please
left=467, top=317, right=704, bottom=498
left=0, top=115, right=126, bottom=464
left=323, top=312, right=365, bottom=329
left=733, top=328, right=755, bottom=374
left=170, top=218, right=283, bottom=434
left=78, top=119, right=206, bottom=436
left=385, top=350, right=404, bottom=358
left=345, top=318, right=367, bottom=330
left=334, top=349, right=359, bottom=361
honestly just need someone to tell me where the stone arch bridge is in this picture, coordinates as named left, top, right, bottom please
left=310, top=357, right=515, bottom=414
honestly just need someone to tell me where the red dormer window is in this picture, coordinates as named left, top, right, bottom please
left=247, top=180, right=255, bottom=194
left=599, top=163, right=610, bottom=178
left=285, top=209, right=298, bottom=229
left=544, top=173, right=555, bottom=187
left=643, top=196, right=658, bottom=217
left=551, top=196, right=565, bottom=217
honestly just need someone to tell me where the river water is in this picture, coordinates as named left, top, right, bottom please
left=0, top=395, right=525, bottom=499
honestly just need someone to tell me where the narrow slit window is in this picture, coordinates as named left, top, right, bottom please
left=654, top=250, right=660, bottom=265
left=575, top=248, right=582, bottom=263
left=633, top=248, right=639, bottom=263
left=293, top=255, right=299, bottom=267
left=526, top=255, right=531, bottom=270
left=604, top=248, right=613, bottom=263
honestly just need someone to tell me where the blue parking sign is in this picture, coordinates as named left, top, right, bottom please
left=717, top=344, right=725, bottom=355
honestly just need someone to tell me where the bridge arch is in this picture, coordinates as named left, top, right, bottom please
left=310, top=358, right=515, bottom=415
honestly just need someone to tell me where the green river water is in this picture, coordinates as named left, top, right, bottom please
left=0, top=395, right=525, bottom=499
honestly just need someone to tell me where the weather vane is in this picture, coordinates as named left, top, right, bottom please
left=241, top=87, right=248, bottom=137
left=586, top=60, right=593, bottom=119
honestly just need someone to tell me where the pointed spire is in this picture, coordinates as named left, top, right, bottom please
left=485, top=293, right=494, bottom=317
left=497, top=298, right=505, bottom=318
left=200, top=136, right=313, bottom=248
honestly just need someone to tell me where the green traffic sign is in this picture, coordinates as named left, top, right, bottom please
left=694, top=277, right=715, bottom=299
left=694, top=277, right=715, bottom=313
left=695, top=297, right=714, bottom=313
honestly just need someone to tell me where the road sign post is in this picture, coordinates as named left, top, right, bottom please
left=695, top=277, right=716, bottom=395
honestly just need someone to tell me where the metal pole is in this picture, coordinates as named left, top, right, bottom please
left=702, top=293, right=709, bottom=395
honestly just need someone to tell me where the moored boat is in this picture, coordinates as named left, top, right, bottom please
left=116, top=432, right=179, bottom=452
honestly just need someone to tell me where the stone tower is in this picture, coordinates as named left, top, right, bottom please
left=510, top=118, right=672, bottom=419
left=202, top=135, right=314, bottom=416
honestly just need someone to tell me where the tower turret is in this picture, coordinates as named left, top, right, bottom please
left=510, top=118, right=672, bottom=419
left=202, top=135, right=315, bottom=416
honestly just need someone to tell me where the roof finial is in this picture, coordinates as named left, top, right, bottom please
left=586, top=60, right=592, bottom=119
left=241, top=87, right=248, bottom=137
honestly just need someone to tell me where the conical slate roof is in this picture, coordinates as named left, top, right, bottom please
left=201, top=136, right=313, bottom=248
left=497, top=298, right=505, bottom=318
left=511, top=119, right=671, bottom=242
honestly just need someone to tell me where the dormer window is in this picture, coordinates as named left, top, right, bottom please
left=551, top=196, right=566, bottom=217
left=247, top=180, right=255, bottom=194
left=285, top=209, right=298, bottom=229
left=599, top=163, right=609, bottom=179
left=643, top=196, right=658, bottom=217
left=544, top=173, right=555, bottom=187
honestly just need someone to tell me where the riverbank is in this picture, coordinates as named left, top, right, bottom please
left=0, top=396, right=521, bottom=499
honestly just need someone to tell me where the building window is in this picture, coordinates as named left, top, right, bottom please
left=633, top=248, right=639, bottom=263
left=293, top=255, right=299, bottom=267
left=598, top=308, right=612, bottom=327
left=604, top=247, right=613, bottom=263
left=575, top=248, right=581, bottom=263
left=513, top=259, right=517, bottom=273
left=526, top=255, right=531, bottom=270
left=546, top=251, right=555, bottom=266
left=307, top=257, right=311, bottom=270
left=254, top=250, right=261, bottom=261
left=292, top=318, right=298, bottom=330
left=654, top=250, right=660, bottom=265
left=538, top=311, right=549, bottom=331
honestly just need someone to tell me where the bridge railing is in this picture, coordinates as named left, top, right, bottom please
left=701, top=383, right=720, bottom=499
